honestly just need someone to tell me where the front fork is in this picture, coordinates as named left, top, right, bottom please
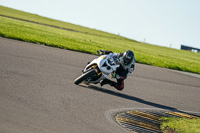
left=84, top=65, right=102, bottom=83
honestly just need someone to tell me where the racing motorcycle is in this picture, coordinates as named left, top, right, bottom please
left=74, top=53, right=120, bottom=85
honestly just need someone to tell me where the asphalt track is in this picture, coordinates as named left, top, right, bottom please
left=0, top=37, right=200, bottom=133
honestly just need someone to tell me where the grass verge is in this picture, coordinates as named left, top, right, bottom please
left=160, top=117, right=200, bottom=133
left=0, top=5, right=200, bottom=74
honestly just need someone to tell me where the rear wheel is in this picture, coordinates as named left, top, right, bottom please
left=74, top=69, right=96, bottom=85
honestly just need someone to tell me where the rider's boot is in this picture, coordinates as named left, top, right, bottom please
left=100, top=78, right=115, bottom=87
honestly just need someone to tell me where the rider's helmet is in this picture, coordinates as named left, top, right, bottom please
left=122, top=50, right=134, bottom=65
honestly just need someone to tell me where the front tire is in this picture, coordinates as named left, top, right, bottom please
left=74, top=69, right=96, bottom=85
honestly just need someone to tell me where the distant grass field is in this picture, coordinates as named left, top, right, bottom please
left=0, top=5, right=200, bottom=74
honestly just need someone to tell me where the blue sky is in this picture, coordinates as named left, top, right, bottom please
left=1, top=0, right=200, bottom=49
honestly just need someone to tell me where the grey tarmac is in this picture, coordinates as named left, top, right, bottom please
left=0, top=37, right=200, bottom=133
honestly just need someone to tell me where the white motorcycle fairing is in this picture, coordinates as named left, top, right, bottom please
left=83, top=53, right=120, bottom=84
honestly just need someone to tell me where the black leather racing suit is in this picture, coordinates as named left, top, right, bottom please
left=100, top=51, right=135, bottom=91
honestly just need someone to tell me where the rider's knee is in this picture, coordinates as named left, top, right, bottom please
left=114, top=84, right=124, bottom=91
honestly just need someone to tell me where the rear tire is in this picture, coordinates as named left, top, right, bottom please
left=74, top=69, right=96, bottom=85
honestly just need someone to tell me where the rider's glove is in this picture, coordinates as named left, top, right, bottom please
left=97, top=50, right=105, bottom=55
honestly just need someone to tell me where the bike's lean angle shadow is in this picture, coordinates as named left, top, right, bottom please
left=79, top=84, right=200, bottom=117
left=79, top=84, right=177, bottom=111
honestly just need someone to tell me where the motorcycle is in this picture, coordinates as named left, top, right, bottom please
left=74, top=53, right=120, bottom=85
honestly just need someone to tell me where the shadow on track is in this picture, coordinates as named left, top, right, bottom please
left=79, top=84, right=200, bottom=117
left=79, top=84, right=177, bottom=111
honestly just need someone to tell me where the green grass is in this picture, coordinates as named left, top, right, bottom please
left=160, top=117, right=200, bottom=133
left=0, top=5, right=200, bottom=74
left=0, top=5, right=127, bottom=40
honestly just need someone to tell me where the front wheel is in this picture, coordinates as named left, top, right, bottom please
left=74, top=69, right=96, bottom=85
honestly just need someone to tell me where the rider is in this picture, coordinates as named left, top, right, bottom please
left=97, top=50, right=135, bottom=91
